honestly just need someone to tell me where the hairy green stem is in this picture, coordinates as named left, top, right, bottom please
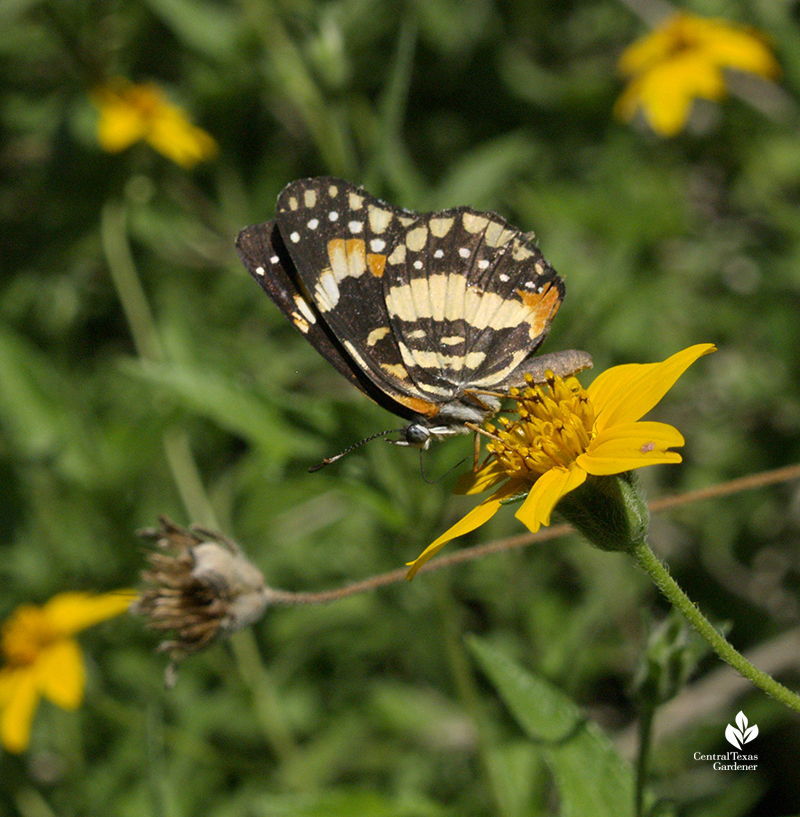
left=632, top=538, right=800, bottom=715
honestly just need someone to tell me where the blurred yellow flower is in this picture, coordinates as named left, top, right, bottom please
left=406, top=344, right=716, bottom=578
left=615, top=12, right=780, bottom=136
left=0, top=590, right=136, bottom=753
left=92, top=78, right=218, bottom=168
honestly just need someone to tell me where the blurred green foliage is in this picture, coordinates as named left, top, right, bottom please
left=1, top=0, right=800, bottom=815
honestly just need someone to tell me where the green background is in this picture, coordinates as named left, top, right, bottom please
left=1, top=0, right=799, bottom=814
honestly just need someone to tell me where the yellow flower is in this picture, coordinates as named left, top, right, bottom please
left=615, top=12, right=780, bottom=136
left=406, top=344, right=716, bottom=578
left=0, top=590, right=136, bottom=753
left=92, top=78, right=218, bottom=168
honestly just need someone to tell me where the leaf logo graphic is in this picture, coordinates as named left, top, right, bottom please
left=725, top=711, right=759, bottom=749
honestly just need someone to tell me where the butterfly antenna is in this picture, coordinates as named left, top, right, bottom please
left=419, top=450, right=468, bottom=485
left=308, top=429, right=406, bottom=472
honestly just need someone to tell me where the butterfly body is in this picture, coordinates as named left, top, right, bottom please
left=236, top=177, right=591, bottom=450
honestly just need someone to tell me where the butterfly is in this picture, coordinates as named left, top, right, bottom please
left=236, top=177, right=590, bottom=466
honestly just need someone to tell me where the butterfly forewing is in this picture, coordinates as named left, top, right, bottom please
left=236, top=218, right=398, bottom=402
left=274, top=177, right=444, bottom=419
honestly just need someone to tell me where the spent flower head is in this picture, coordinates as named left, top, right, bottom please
left=406, top=344, right=716, bottom=578
left=615, top=12, right=780, bottom=136
left=134, top=518, right=269, bottom=686
left=0, top=590, right=135, bottom=753
left=92, top=77, right=218, bottom=168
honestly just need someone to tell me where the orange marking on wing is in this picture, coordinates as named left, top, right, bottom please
left=327, top=238, right=346, bottom=259
left=346, top=238, right=366, bottom=259
left=392, top=393, right=440, bottom=418
left=367, top=253, right=387, bottom=277
left=516, top=283, right=562, bottom=337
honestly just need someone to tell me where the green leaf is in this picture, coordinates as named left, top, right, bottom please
left=124, top=358, right=320, bottom=459
left=485, top=741, right=546, bottom=817
left=0, top=322, right=64, bottom=458
left=141, top=0, right=240, bottom=60
left=469, top=636, right=635, bottom=817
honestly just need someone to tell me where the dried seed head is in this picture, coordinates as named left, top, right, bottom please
left=133, top=517, right=269, bottom=686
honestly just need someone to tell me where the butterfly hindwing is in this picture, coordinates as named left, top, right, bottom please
left=378, top=207, right=564, bottom=397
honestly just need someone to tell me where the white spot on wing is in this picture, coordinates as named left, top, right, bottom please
left=307, top=218, right=319, bottom=229
left=429, top=216, right=455, bottom=237
left=368, top=206, right=392, bottom=233
left=291, top=312, right=310, bottom=333
left=484, top=220, right=515, bottom=247
left=380, top=362, right=409, bottom=380
left=255, top=266, right=265, bottom=276
left=314, top=240, right=368, bottom=312
left=462, top=213, right=489, bottom=233
left=413, top=260, right=423, bottom=270
left=328, top=211, right=339, bottom=221
left=269, top=256, right=279, bottom=264
left=315, top=270, right=340, bottom=310
left=405, top=225, right=429, bottom=252
left=290, top=232, right=300, bottom=243
left=293, top=294, right=317, bottom=324
left=348, top=220, right=363, bottom=233
left=387, top=244, right=406, bottom=264
left=458, top=247, right=470, bottom=258
left=328, top=185, right=339, bottom=197
left=370, top=238, right=386, bottom=252
left=366, top=326, right=390, bottom=346
left=433, top=249, right=444, bottom=259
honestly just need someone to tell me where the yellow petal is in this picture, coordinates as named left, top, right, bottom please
left=617, top=14, right=683, bottom=76
left=616, top=56, right=725, bottom=136
left=44, top=590, right=137, bottom=636
left=92, top=82, right=156, bottom=152
left=95, top=104, right=150, bottom=152
left=0, top=666, right=40, bottom=753
left=36, top=640, right=85, bottom=710
left=694, top=20, right=781, bottom=78
left=405, top=482, right=522, bottom=579
left=578, top=421, right=684, bottom=475
left=93, top=85, right=150, bottom=152
left=147, top=108, right=218, bottom=169
left=92, top=79, right=217, bottom=168
left=515, top=465, right=587, bottom=532
left=588, top=344, right=716, bottom=433
left=454, top=461, right=508, bottom=495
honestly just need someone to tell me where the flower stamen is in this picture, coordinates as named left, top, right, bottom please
left=488, top=371, right=595, bottom=481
